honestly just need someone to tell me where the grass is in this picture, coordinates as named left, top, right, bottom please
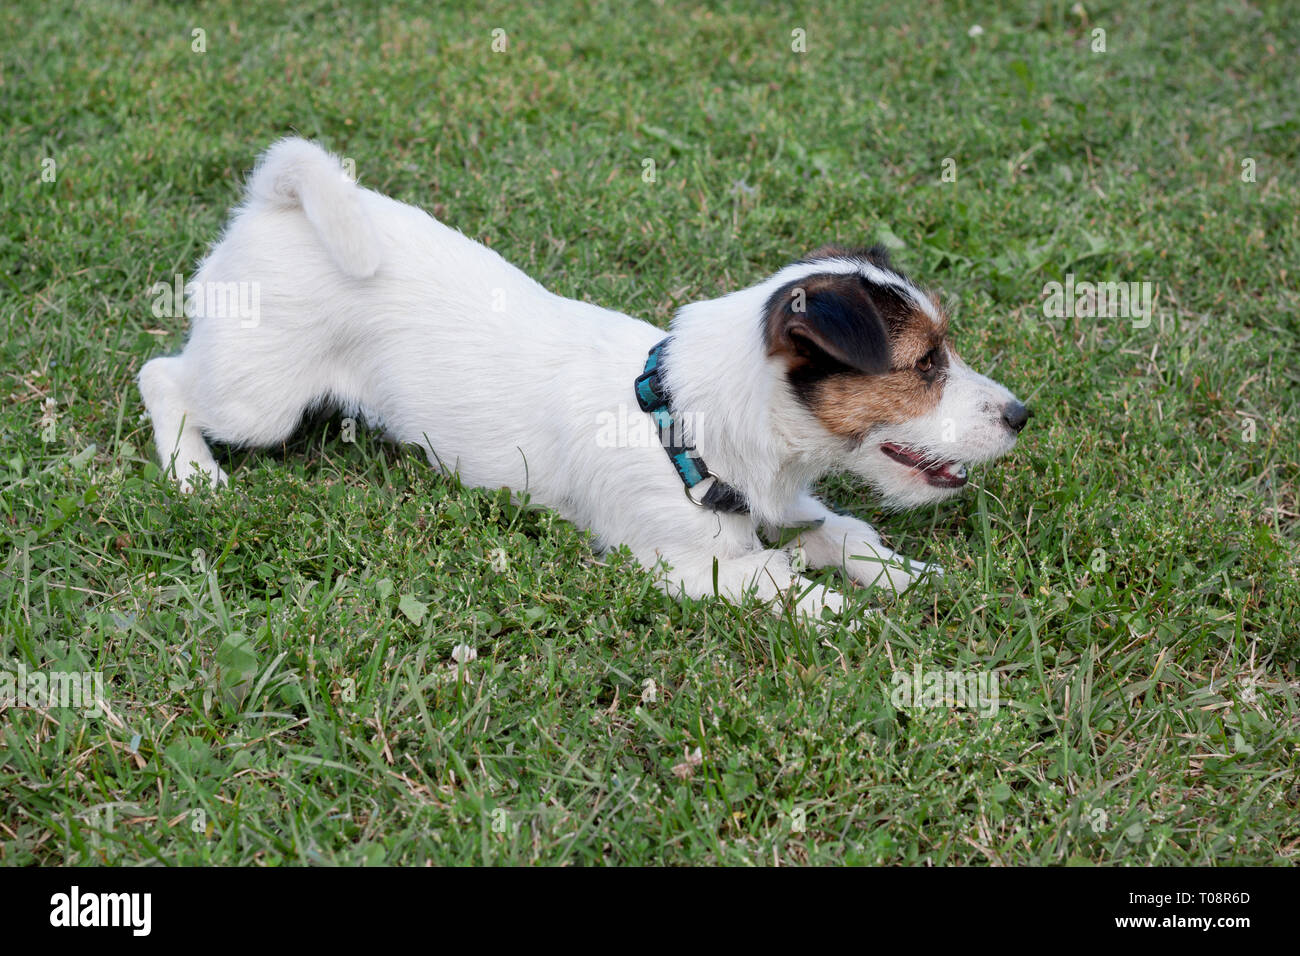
left=0, top=0, right=1297, bottom=865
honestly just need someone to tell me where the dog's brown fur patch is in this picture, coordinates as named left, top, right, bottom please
left=810, top=361, right=945, bottom=439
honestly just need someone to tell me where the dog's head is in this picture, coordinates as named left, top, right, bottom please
left=764, top=244, right=1028, bottom=508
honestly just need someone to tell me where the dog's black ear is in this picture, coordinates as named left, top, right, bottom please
left=801, top=243, right=894, bottom=270
left=765, top=275, right=891, bottom=375
left=861, top=244, right=893, bottom=269
left=802, top=243, right=854, bottom=262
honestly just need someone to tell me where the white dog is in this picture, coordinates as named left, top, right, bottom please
left=140, top=139, right=1028, bottom=622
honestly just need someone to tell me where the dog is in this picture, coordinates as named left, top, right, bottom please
left=139, top=138, right=1028, bottom=622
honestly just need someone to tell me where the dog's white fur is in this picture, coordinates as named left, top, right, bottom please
left=140, top=139, right=1021, bottom=622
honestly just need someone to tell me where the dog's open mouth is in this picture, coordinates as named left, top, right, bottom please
left=880, top=442, right=968, bottom=488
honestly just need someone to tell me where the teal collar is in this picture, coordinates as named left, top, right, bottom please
left=633, top=338, right=749, bottom=515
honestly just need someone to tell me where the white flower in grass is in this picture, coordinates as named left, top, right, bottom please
left=671, top=746, right=703, bottom=780
left=968, top=24, right=984, bottom=37
left=451, top=643, right=477, bottom=664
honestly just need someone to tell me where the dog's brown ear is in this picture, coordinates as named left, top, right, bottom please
left=765, top=274, right=891, bottom=375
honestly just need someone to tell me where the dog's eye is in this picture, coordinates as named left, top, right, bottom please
left=916, top=350, right=936, bottom=373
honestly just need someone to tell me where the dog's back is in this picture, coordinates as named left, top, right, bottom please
left=142, top=138, right=659, bottom=505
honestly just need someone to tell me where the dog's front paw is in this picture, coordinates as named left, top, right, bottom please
left=787, top=582, right=882, bottom=632
left=177, top=463, right=228, bottom=494
left=846, top=549, right=943, bottom=594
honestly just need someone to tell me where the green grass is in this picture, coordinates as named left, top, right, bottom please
left=1, top=0, right=1297, bottom=865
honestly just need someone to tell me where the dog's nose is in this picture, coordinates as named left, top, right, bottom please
left=1002, top=401, right=1030, bottom=433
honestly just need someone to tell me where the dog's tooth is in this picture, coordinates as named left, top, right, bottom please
left=954, top=464, right=968, bottom=479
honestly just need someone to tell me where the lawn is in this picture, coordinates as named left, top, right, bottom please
left=0, top=0, right=1296, bottom=865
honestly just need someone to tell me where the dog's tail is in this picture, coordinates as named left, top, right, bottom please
left=245, top=137, right=381, bottom=279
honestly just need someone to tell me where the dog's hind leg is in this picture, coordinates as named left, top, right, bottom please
left=138, top=355, right=226, bottom=492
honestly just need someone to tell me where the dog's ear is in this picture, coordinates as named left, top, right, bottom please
left=766, top=275, right=891, bottom=375
left=861, top=244, right=893, bottom=269
left=803, top=243, right=854, bottom=262
left=802, top=243, right=894, bottom=270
